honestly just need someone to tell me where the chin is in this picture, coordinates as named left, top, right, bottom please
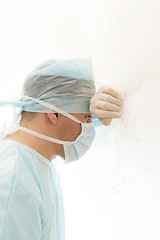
left=58, top=151, right=65, bottom=160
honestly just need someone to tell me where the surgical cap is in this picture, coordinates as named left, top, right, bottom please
left=0, top=58, right=102, bottom=127
left=18, top=58, right=96, bottom=116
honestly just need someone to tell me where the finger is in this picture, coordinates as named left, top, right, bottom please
left=99, top=118, right=112, bottom=126
left=93, top=109, right=121, bottom=119
left=97, top=93, right=123, bottom=108
left=98, top=87, right=123, bottom=101
left=96, top=100, right=122, bottom=112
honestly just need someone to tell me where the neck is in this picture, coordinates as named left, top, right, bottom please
left=3, top=129, right=57, bottom=162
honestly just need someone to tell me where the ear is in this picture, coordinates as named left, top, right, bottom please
left=47, top=113, right=58, bottom=126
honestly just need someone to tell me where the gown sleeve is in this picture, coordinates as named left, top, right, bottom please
left=0, top=178, right=43, bottom=240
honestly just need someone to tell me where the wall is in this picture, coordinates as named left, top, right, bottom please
left=58, top=1, right=160, bottom=239
left=0, top=1, right=160, bottom=239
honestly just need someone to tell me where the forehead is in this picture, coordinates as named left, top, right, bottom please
left=70, top=113, right=92, bottom=117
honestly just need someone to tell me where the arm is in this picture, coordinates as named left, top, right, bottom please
left=0, top=180, right=43, bottom=240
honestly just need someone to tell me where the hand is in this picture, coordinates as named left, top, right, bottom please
left=90, top=87, right=123, bottom=126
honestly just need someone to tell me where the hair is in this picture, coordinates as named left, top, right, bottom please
left=20, top=111, right=58, bottom=124
left=20, top=111, right=38, bottom=123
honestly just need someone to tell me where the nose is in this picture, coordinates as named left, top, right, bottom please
left=88, top=118, right=92, bottom=123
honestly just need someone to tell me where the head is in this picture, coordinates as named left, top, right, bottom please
left=17, top=58, right=96, bottom=160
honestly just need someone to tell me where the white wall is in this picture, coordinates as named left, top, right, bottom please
left=58, top=1, right=160, bottom=239
left=1, top=0, right=160, bottom=239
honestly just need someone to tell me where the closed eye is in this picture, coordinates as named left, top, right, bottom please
left=85, top=115, right=92, bottom=118
left=85, top=115, right=93, bottom=122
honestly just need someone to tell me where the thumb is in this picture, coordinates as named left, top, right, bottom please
left=99, top=118, right=112, bottom=126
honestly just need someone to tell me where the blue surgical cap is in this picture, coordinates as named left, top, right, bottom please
left=19, top=58, right=96, bottom=114
left=0, top=58, right=103, bottom=127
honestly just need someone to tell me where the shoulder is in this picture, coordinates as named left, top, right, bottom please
left=0, top=140, right=44, bottom=203
left=0, top=140, right=18, bottom=179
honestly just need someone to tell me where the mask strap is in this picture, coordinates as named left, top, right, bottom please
left=18, top=125, right=66, bottom=144
left=22, top=95, right=82, bottom=124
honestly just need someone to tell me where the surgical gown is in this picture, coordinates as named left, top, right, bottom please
left=0, top=140, right=65, bottom=240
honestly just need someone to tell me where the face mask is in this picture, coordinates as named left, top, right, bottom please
left=5, top=96, right=96, bottom=164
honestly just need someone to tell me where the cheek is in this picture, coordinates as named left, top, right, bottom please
left=59, top=122, right=82, bottom=142
left=71, top=124, right=82, bottom=141
left=67, top=124, right=82, bottom=141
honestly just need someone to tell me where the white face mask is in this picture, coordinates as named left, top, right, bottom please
left=4, top=96, right=96, bottom=164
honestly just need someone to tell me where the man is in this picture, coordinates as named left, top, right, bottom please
left=0, top=58, right=123, bottom=239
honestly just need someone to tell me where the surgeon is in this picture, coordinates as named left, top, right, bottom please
left=0, top=58, right=123, bottom=240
